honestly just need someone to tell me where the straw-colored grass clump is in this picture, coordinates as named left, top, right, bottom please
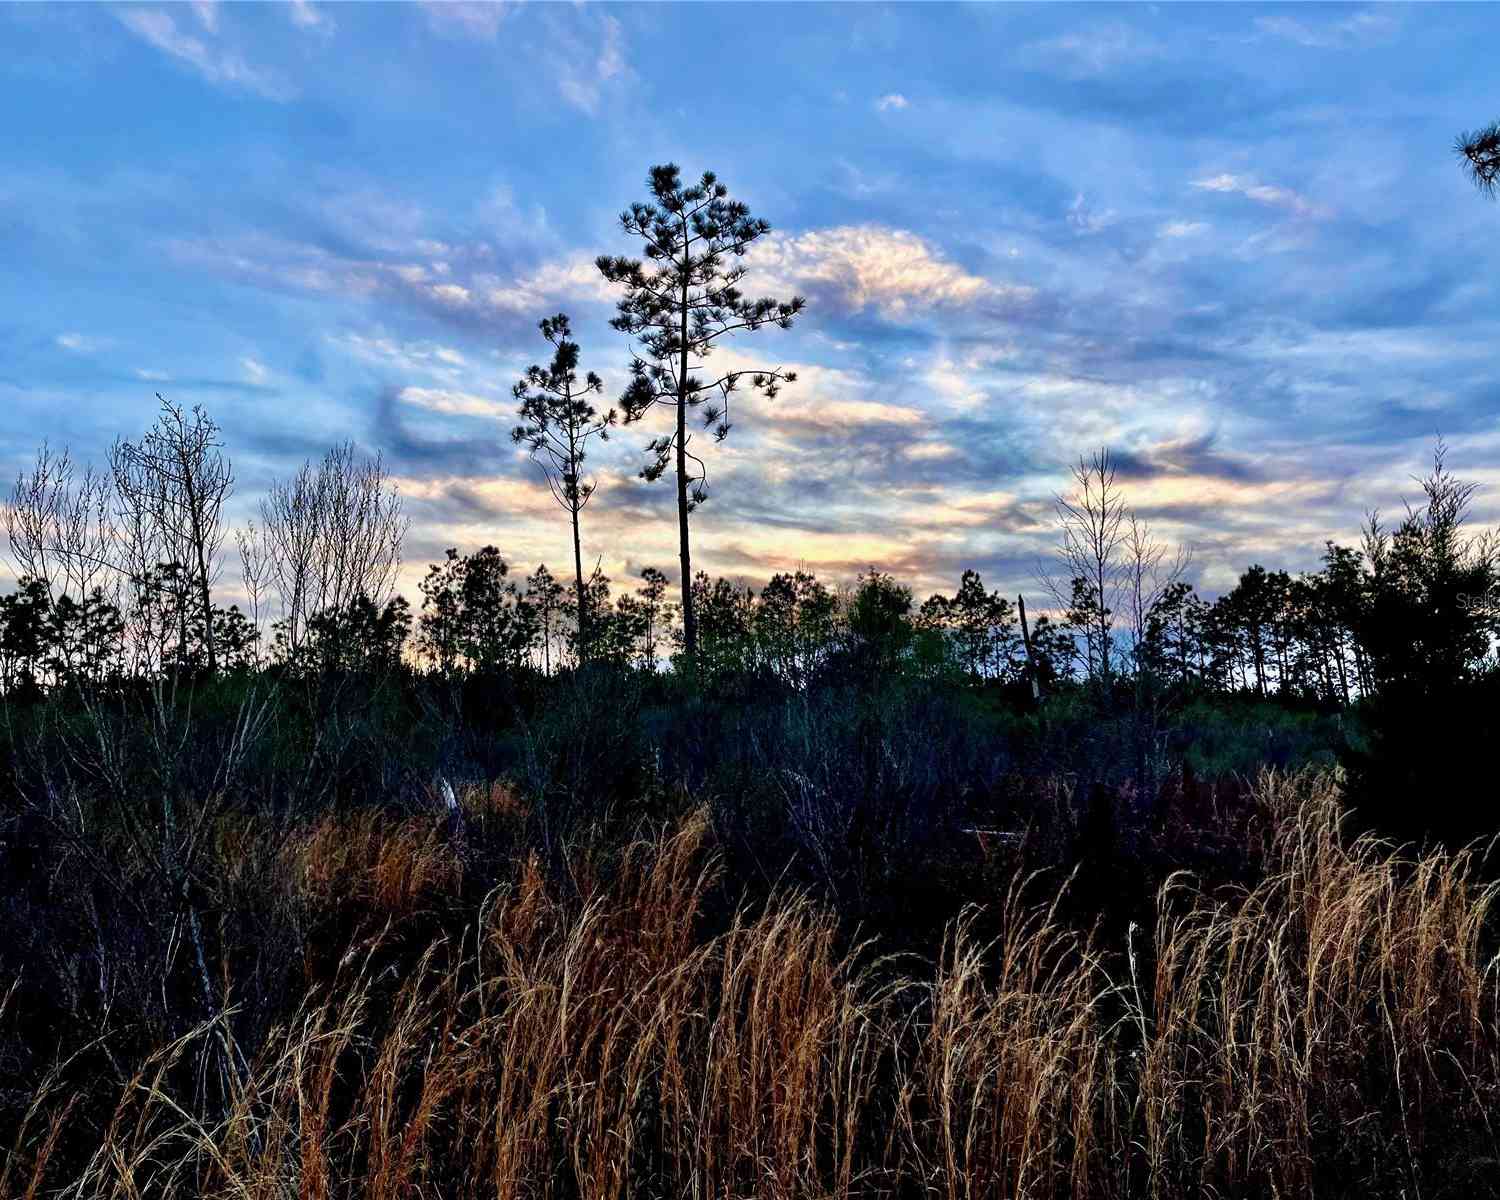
left=7, top=771, right=1500, bottom=1199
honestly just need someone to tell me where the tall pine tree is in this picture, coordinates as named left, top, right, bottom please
left=597, top=165, right=805, bottom=661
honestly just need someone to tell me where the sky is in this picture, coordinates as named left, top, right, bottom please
left=4, top=1, right=1500, bottom=606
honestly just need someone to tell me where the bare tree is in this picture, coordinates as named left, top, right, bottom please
left=513, top=314, right=615, bottom=656
left=6, top=442, right=74, bottom=598
left=5, top=444, right=122, bottom=681
left=258, top=442, right=406, bottom=658
left=111, top=398, right=233, bottom=672
left=1048, top=449, right=1127, bottom=681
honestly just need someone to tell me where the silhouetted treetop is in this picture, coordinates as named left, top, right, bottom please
left=1457, top=121, right=1500, bottom=196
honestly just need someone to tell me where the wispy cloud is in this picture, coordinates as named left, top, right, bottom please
left=56, top=332, right=111, bottom=354
left=747, top=225, right=1030, bottom=320
left=1255, top=9, right=1398, bottom=50
left=554, top=14, right=628, bottom=116
left=399, top=386, right=509, bottom=418
left=288, top=0, right=335, bottom=36
left=328, top=333, right=471, bottom=379
left=240, top=356, right=270, bottom=384
left=1191, top=173, right=1325, bottom=218
left=1024, top=22, right=1162, bottom=77
left=1067, top=193, right=1117, bottom=236
left=171, top=230, right=612, bottom=328
left=876, top=93, right=909, bottom=111
left=190, top=0, right=218, bottom=34
left=420, top=1, right=509, bottom=40
left=117, top=8, right=294, bottom=101
left=1159, top=220, right=1209, bottom=239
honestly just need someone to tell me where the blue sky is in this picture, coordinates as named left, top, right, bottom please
left=4, top=1, right=1499, bottom=602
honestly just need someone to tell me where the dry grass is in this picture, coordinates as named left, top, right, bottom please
left=7, top=770, right=1500, bottom=1200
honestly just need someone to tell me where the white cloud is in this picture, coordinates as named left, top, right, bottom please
left=1025, top=23, right=1162, bottom=77
left=924, top=357, right=989, bottom=412
left=429, top=283, right=474, bottom=308
left=400, top=386, right=509, bottom=417
left=172, top=230, right=611, bottom=322
left=556, top=14, right=628, bottom=115
left=781, top=399, right=925, bottom=429
left=1067, top=193, right=1117, bottom=235
left=289, top=0, right=334, bottom=34
left=421, top=1, right=509, bottom=40
left=1160, top=220, right=1208, bottom=239
left=1255, top=9, right=1397, bottom=49
left=482, top=256, right=616, bottom=312
left=747, top=225, right=1030, bottom=320
left=876, top=93, right=909, bottom=111
left=240, top=356, right=270, bottom=383
left=328, top=333, right=472, bottom=379
left=56, top=332, right=108, bottom=353
left=117, top=9, right=294, bottom=101
left=1191, top=173, right=1325, bottom=218
left=190, top=0, right=218, bottom=33
left=904, top=441, right=960, bottom=462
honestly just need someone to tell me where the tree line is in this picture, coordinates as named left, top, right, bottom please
left=4, top=158, right=1498, bottom=707
left=4, top=389, right=1496, bottom=714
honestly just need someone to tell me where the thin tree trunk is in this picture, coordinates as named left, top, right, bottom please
left=1335, top=631, right=1351, bottom=704
left=572, top=503, right=588, bottom=662
left=1018, top=593, right=1041, bottom=702
left=677, top=250, right=696, bottom=663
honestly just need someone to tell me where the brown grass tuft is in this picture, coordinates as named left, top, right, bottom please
left=8, top=770, right=1500, bottom=1199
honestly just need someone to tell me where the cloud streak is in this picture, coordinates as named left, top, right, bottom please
left=747, top=226, right=1031, bottom=319
left=117, top=8, right=294, bottom=100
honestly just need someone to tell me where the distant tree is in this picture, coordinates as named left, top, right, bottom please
left=1123, top=514, right=1190, bottom=682
left=1027, top=611, right=1078, bottom=685
left=1140, top=579, right=1198, bottom=691
left=212, top=604, right=263, bottom=674
left=1345, top=442, right=1500, bottom=845
left=1065, top=576, right=1110, bottom=681
left=637, top=566, right=669, bottom=668
left=920, top=570, right=1019, bottom=680
left=598, top=164, right=806, bottom=661
left=1219, top=565, right=1282, bottom=696
left=513, top=314, right=615, bottom=657
left=0, top=576, right=50, bottom=693
left=844, top=569, right=914, bottom=677
left=526, top=563, right=567, bottom=674
left=1320, top=541, right=1371, bottom=698
left=47, top=587, right=125, bottom=685
left=1457, top=120, right=1500, bottom=196
left=757, top=568, right=834, bottom=687
left=418, top=547, right=534, bottom=674
left=418, top=551, right=465, bottom=674
left=458, top=546, right=526, bottom=671
left=1360, top=442, right=1500, bottom=692
left=303, top=593, right=409, bottom=675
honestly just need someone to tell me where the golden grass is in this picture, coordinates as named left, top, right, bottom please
left=288, top=807, right=465, bottom=918
left=7, top=771, right=1500, bottom=1199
